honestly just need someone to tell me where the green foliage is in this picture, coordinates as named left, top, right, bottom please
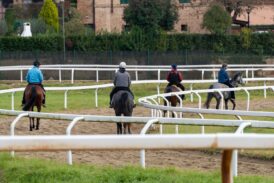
left=123, top=0, right=178, bottom=31
left=202, top=4, right=232, bottom=35
left=39, top=0, right=59, bottom=32
left=0, top=33, right=273, bottom=55
left=240, top=28, right=252, bottom=50
left=4, top=8, right=16, bottom=35
left=64, top=8, right=86, bottom=36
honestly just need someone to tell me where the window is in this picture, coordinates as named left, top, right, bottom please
left=181, top=24, right=188, bottom=32
left=120, top=0, right=128, bottom=4
left=179, top=0, right=190, bottom=3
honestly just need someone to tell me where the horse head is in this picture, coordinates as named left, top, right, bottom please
left=231, top=72, right=244, bottom=87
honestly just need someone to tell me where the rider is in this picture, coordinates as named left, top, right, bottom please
left=22, top=60, right=46, bottom=107
left=109, top=62, right=135, bottom=108
left=218, top=63, right=235, bottom=100
left=166, top=64, right=185, bottom=98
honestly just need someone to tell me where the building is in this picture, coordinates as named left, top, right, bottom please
left=77, top=0, right=210, bottom=33
left=77, top=0, right=274, bottom=33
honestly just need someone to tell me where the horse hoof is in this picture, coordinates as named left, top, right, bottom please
left=30, top=128, right=32, bottom=131
left=36, top=128, right=39, bottom=130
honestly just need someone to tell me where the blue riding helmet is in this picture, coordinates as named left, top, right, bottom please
left=171, top=64, right=177, bottom=69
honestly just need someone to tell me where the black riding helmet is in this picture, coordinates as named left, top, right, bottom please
left=33, top=59, right=41, bottom=67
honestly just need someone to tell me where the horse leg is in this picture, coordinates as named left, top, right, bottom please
left=36, top=106, right=41, bottom=130
left=205, top=93, right=213, bottom=109
left=230, top=99, right=236, bottom=110
left=216, top=98, right=220, bottom=109
left=163, top=100, right=167, bottom=117
left=117, top=123, right=122, bottom=134
left=225, top=99, right=229, bottom=110
left=127, top=123, right=131, bottom=134
left=29, top=117, right=32, bottom=131
left=123, top=123, right=127, bottom=134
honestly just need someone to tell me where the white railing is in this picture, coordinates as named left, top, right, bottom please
left=0, top=134, right=273, bottom=183
left=139, top=85, right=274, bottom=112
left=1, top=66, right=274, bottom=182
left=1, top=64, right=274, bottom=83
left=1, top=78, right=274, bottom=110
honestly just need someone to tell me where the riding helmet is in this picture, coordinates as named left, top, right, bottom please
left=119, top=62, right=126, bottom=69
left=222, top=63, right=227, bottom=68
left=33, top=59, right=41, bottom=67
left=171, top=64, right=177, bottom=69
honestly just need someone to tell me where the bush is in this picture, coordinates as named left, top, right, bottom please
left=0, top=33, right=273, bottom=55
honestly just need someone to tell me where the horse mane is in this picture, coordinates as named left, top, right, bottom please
left=232, top=72, right=242, bottom=81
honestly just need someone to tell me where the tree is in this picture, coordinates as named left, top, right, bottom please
left=202, top=0, right=273, bottom=27
left=64, top=8, right=85, bottom=36
left=39, top=0, right=59, bottom=32
left=202, top=4, right=232, bottom=34
left=240, top=27, right=252, bottom=49
left=123, top=0, right=178, bottom=32
left=0, top=20, right=8, bottom=36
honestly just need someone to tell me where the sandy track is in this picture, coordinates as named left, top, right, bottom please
left=1, top=103, right=274, bottom=177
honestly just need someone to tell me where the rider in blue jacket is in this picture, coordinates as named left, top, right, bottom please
left=22, top=60, right=46, bottom=107
left=218, top=63, right=235, bottom=100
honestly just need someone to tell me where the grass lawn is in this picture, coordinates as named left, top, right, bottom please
left=0, top=153, right=273, bottom=183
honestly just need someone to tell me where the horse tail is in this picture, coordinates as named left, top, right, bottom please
left=23, top=86, right=37, bottom=111
left=120, top=92, right=129, bottom=111
left=204, top=85, right=214, bottom=109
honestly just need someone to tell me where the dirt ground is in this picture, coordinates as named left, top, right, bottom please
left=0, top=101, right=274, bottom=177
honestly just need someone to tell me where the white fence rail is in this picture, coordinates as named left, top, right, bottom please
left=1, top=78, right=274, bottom=110
left=1, top=65, right=274, bottom=182
left=1, top=64, right=274, bottom=83
left=0, top=134, right=273, bottom=183
left=1, top=134, right=274, bottom=151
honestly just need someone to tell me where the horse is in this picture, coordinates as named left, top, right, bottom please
left=111, top=90, right=135, bottom=134
left=163, top=85, right=185, bottom=118
left=204, top=72, right=244, bottom=110
left=22, top=84, right=44, bottom=131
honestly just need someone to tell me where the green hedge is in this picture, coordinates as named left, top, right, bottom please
left=0, top=33, right=273, bottom=54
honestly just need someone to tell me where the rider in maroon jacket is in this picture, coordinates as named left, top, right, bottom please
left=166, top=64, right=185, bottom=97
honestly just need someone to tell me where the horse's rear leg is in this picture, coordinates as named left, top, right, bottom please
left=225, top=99, right=229, bottom=110
left=163, top=100, right=167, bottom=117
left=127, top=123, right=131, bottom=134
left=230, top=99, right=236, bottom=110
left=216, top=98, right=221, bottom=109
left=29, top=117, right=33, bottom=131
left=117, top=123, right=122, bottom=134
left=124, top=123, right=131, bottom=134
left=205, top=93, right=213, bottom=109
left=35, top=106, right=41, bottom=130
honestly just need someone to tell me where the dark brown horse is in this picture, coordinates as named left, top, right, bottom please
left=22, top=84, right=44, bottom=131
left=163, top=85, right=184, bottom=118
left=111, top=90, right=135, bottom=134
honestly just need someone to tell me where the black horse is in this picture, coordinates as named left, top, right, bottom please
left=111, top=90, right=135, bottom=134
left=204, top=72, right=244, bottom=110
